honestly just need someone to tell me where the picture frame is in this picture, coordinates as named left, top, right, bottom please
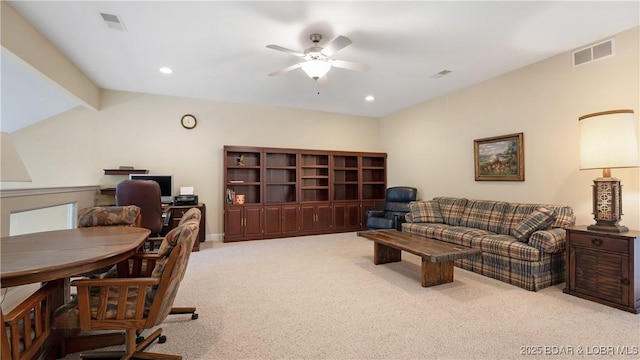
left=474, top=132, right=524, bottom=181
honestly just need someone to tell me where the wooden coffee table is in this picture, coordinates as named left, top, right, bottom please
left=357, top=229, right=481, bottom=287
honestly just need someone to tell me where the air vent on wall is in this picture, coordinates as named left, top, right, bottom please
left=572, top=38, right=614, bottom=67
left=100, top=12, right=126, bottom=31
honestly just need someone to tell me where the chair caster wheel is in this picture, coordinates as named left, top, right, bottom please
left=136, top=336, right=144, bottom=344
left=191, top=313, right=198, bottom=320
left=158, top=335, right=167, bottom=344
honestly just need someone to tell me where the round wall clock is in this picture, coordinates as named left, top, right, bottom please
left=181, top=114, right=197, bottom=129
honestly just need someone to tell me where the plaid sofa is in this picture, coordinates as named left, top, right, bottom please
left=401, top=197, right=575, bottom=291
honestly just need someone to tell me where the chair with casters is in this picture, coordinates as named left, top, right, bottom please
left=51, top=220, right=200, bottom=360
left=365, top=186, right=418, bottom=230
left=115, top=179, right=164, bottom=237
left=74, top=205, right=142, bottom=279
left=115, top=182, right=199, bottom=321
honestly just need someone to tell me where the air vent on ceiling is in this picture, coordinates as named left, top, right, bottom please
left=572, top=38, right=614, bottom=67
left=430, top=69, right=453, bottom=79
left=100, top=12, right=126, bottom=31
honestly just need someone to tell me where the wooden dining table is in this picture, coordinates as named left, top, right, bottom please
left=1, top=226, right=150, bottom=288
left=1, top=226, right=150, bottom=358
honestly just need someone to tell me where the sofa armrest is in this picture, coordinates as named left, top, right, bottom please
left=528, top=228, right=567, bottom=253
left=366, top=210, right=385, bottom=218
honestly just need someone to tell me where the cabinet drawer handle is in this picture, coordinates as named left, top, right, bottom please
left=621, top=278, right=630, bottom=285
left=591, top=238, right=603, bottom=246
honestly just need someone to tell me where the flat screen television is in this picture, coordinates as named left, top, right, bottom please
left=129, top=174, right=174, bottom=204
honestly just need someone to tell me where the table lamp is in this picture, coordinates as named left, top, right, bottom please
left=578, top=109, right=639, bottom=233
left=1, top=132, right=32, bottom=182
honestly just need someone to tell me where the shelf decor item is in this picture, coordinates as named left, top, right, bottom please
left=474, top=133, right=524, bottom=181
left=578, top=109, right=639, bottom=233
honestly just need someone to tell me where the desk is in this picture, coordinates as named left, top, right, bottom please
left=1, top=227, right=150, bottom=359
left=162, top=203, right=205, bottom=251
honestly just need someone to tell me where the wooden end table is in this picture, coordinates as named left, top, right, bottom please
left=564, top=225, right=640, bottom=314
left=357, top=229, right=481, bottom=287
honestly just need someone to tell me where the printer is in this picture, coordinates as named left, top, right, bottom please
left=174, top=194, right=198, bottom=205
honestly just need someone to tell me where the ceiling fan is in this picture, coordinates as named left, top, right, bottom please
left=267, top=33, right=370, bottom=83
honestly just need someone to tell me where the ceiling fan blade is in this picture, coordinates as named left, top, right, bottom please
left=266, top=45, right=305, bottom=57
left=320, top=35, right=352, bottom=57
left=330, top=59, right=371, bottom=72
left=268, top=63, right=301, bottom=77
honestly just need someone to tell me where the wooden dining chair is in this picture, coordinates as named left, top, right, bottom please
left=2, top=282, right=55, bottom=360
left=76, top=205, right=142, bottom=278
left=51, top=220, right=200, bottom=359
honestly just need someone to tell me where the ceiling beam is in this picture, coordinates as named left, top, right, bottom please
left=1, top=1, right=100, bottom=111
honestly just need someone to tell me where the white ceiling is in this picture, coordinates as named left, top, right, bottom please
left=2, top=1, right=639, bottom=133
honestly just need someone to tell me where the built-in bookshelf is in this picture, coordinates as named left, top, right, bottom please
left=223, top=146, right=386, bottom=242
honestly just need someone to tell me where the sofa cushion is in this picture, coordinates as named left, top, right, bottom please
left=433, top=197, right=467, bottom=226
left=408, top=201, right=444, bottom=223
left=500, top=203, right=575, bottom=235
left=458, top=199, right=509, bottom=233
left=511, top=207, right=557, bottom=242
left=470, top=234, right=541, bottom=262
left=402, top=222, right=493, bottom=248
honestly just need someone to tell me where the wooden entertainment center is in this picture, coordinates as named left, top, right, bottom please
left=223, top=146, right=387, bottom=242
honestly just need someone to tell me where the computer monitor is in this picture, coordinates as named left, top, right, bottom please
left=129, top=174, right=174, bottom=204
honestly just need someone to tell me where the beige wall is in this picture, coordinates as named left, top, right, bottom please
left=381, top=26, right=640, bottom=230
left=4, top=24, right=639, bottom=236
left=5, top=92, right=381, bottom=238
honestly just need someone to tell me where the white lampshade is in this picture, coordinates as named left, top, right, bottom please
left=579, top=109, right=640, bottom=170
left=300, top=60, right=331, bottom=80
left=1, top=132, right=32, bottom=182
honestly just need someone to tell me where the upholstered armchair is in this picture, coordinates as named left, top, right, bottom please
left=51, top=220, right=200, bottom=359
left=116, top=207, right=202, bottom=321
left=76, top=205, right=142, bottom=278
left=365, top=186, right=417, bottom=230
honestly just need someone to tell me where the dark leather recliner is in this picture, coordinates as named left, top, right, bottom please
left=366, top=186, right=417, bottom=230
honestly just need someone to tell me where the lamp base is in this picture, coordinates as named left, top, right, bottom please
left=587, top=223, right=629, bottom=233
left=588, top=176, right=628, bottom=233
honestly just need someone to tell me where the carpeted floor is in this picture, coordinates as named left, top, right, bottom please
left=61, top=232, right=640, bottom=359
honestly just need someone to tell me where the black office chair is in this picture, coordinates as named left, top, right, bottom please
left=365, top=186, right=417, bottom=230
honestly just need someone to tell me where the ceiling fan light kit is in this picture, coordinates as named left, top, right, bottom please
left=267, top=33, right=369, bottom=83
left=300, top=60, right=331, bottom=79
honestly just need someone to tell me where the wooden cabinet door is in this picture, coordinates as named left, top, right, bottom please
left=332, top=202, right=360, bottom=231
left=299, top=205, right=317, bottom=233
left=332, top=204, right=347, bottom=231
left=264, top=205, right=282, bottom=236
left=225, top=207, right=244, bottom=239
left=299, top=204, right=330, bottom=233
left=282, top=205, right=299, bottom=235
left=316, top=204, right=332, bottom=232
left=573, top=248, right=628, bottom=306
left=345, top=202, right=361, bottom=230
left=244, top=206, right=263, bottom=238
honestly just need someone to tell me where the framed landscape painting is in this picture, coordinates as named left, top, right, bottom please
left=474, top=133, right=524, bottom=181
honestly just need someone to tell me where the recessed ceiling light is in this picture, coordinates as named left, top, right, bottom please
left=159, top=67, right=173, bottom=74
left=365, top=95, right=375, bottom=102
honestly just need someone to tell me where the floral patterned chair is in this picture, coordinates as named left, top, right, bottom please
left=51, top=220, right=200, bottom=359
